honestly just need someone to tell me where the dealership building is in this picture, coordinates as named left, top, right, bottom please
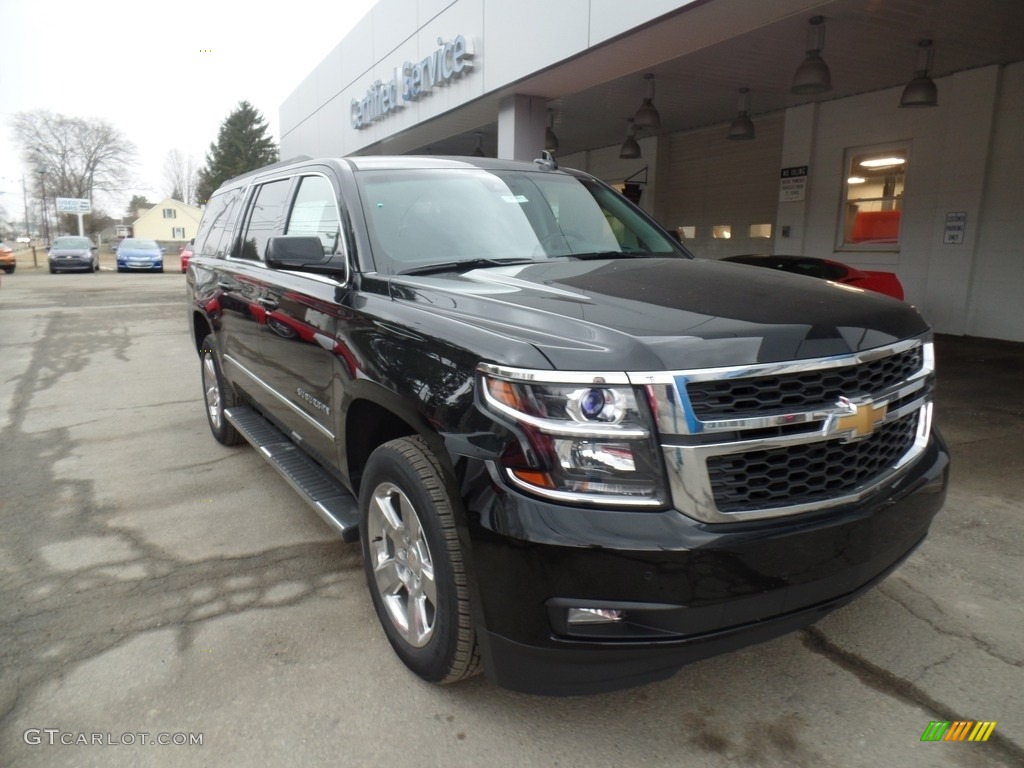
left=281, top=0, right=1024, bottom=342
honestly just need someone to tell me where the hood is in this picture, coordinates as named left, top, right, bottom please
left=390, top=258, right=929, bottom=370
left=119, top=248, right=161, bottom=258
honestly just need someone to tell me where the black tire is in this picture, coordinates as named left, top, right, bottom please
left=199, top=334, right=242, bottom=446
left=360, top=436, right=480, bottom=684
left=117, top=267, right=125, bottom=273
left=49, top=267, right=57, bottom=274
left=3, top=266, right=13, bottom=274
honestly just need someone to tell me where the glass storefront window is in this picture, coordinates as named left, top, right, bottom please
left=838, top=144, right=908, bottom=251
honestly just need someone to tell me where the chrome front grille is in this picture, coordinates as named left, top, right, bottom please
left=706, top=411, right=919, bottom=513
left=628, top=337, right=935, bottom=523
left=686, top=346, right=923, bottom=417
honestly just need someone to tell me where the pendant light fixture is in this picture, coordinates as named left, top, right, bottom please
left=619, top=118, right=641, bottom=159
left=726, top=88, right=756, bottom=140
left=473, top=132, right=486, bottom=157
left=791, top=16, right=832, bottom=95
left=633, top=74, right=661, bottom=130
left=899, top=39, right=938, bottom=107
left=545, top=110, right=559, bottom=152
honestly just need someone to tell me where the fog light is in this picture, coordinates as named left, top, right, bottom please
left=567, top=607, right=625, bottom=625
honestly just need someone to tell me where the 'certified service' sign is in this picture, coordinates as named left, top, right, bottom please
left=351, top=35, right=474, bottom=129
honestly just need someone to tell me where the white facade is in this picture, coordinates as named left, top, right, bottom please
left=281, top=0, right=1024, bottom=342
left=132, top=198, right=203, bottom=242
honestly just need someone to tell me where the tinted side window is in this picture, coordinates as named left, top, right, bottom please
left=193, top=191, right=232, bottom=257
left=285, top=175, right=342, bottom=257
left=238, top=179, right=293, bottom=261
left=209, top=188, right=244, bottom=258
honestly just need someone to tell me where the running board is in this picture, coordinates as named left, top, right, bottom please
left=225, top=406, right=360, bottom=542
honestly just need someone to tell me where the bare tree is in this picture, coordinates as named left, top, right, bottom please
left=11, top=110, right=136, bottom=227
left=163, top=149, right=200, bottom=206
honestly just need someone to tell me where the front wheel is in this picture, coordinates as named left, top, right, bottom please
left=360, top=436, right=480, bottom=684
left=199, top=334, right=242, bottom=446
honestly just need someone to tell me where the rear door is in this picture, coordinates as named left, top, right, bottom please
left=255, top=172, right=345, bottom=467
left=213, top=178, right=294, bottom=393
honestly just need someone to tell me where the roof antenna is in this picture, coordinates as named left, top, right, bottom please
left=534, top=150, right=558, bottom=171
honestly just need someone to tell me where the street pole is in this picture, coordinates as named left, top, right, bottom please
left=21, top=176, right=38, bottom=267
left=36, top=169, right=50, bottom=245
left=21, top=176, right=30, bottom=238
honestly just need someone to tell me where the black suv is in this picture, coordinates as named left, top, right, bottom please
left=186, top=154, right=948, bottom=695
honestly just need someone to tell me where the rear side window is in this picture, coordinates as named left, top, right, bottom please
left=238, top=179, right=293, bottom=261
left=194, top=187, right=243, bottom=258
left=285, top=175, right=342, bottom=257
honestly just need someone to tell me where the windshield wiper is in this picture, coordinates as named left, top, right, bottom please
left=398, top=258, right=540, bottom=276
left=568, top=250, right=653, bottom=260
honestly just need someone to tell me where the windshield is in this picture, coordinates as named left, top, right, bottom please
left=53, top=237, right=92, bottom=249
left=121, top=239, right=159, bottom=250
left=355, top=168, right=686, bottom=274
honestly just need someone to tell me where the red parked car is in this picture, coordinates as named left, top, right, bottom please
left=722, top=254, right=904, bottom=300
left=179, top=239, right=194, bottom=273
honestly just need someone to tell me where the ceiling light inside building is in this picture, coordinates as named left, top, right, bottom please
left=860, top=157, right=906, bottom=168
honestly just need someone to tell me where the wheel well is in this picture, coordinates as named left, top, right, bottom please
left=192, top=312, right=212, bottom=355
left=345, top=399, right=418, bottom=494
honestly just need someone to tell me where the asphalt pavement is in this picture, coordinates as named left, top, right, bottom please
left=0, top=266, right=1021, bottom=768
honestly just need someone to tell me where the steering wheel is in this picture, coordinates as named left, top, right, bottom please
left=533, top=229, right=589, bottom=257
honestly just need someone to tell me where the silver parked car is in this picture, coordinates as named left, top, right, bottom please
left=48, top=236, right=100, bottom=273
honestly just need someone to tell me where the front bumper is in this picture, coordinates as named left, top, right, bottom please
left=462, top=430, right=949, bottom=695
left=50, top=257, right=92, bottom=270
left=119, top=260, right=162, bottom=270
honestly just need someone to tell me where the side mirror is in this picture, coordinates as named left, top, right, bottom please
left=266, top=236, right=340, bottom=275
left=159, top=247, right=166, bottom=254
left=91, top=245, right=98, bottom=251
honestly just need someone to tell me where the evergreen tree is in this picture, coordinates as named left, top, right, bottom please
left=196, top=101, right=279, bottom=204
left=126, top=195, right=152, bottom=218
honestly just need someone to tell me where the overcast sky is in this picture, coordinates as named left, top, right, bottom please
left=0, top=0, right=378, bottom=219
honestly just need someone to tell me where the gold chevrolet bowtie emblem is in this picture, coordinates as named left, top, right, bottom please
left=832, top=397, right=887, bottom=440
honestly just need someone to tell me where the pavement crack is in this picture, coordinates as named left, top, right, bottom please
left=801, top=627, right=1024, bottom=765
left=879, top=581, right=1023, bottom=668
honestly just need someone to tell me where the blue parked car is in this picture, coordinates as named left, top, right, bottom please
left=115, top=238, right=165, bottom=273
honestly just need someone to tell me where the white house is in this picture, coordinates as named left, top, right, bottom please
left=132, top=198, right=203, bottom=243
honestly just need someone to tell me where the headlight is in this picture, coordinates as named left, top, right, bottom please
left=478, top=365, right=667, bottom=507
